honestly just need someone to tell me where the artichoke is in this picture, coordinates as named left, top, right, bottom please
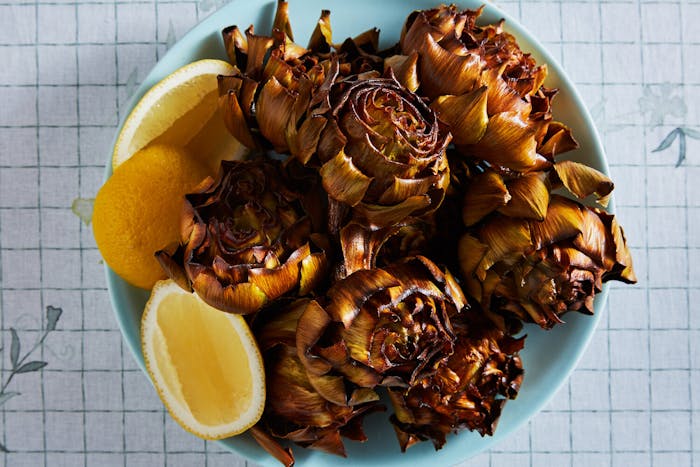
left=218, top=1, right=450, bottom=231
left=311, top=72, right=451, bottom=230
left=389, top=308, right=524, bottom=450
left=218, top=0, right=386, bottom=157
left=156, top=158, right=328, bottom=314
left=253, top=299, right=383, bottom=459
left=393, top=4, right=579, bottom=225
left=286, top=255, right=524, bottom=450
left=459, top=195, right=637, bottom=329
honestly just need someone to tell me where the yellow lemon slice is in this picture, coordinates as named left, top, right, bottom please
left=113, top=59, right=246, bottom=170
left=141, top=280, right=266, bottom=439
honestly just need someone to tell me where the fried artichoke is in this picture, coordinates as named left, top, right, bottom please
left=311, top=72, right=451, bottom=230
left=459, top=195, right=636, bottom=329
left=156, top=158, right=328, bottom=314
left=393, top=5, right=579, bottom=225
left=389, top=308, right=524, bottom=450
left=254, top=299, right=383, bottom=458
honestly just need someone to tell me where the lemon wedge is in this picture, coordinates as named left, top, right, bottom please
left=113, top=59, right=246, bottom=170
left=141, top=280, right=265, bottom=440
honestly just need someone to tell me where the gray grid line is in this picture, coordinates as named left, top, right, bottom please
left=33, top=0, right=48, bottom=464
left=636, top=1, right=654, bottom=466
left=679, top=0, right=695, bottom=462
left=75, top=1, right=89, bottom=465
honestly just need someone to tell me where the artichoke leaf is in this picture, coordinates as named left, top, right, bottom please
left=530, top=195, right=584, bottom=250
left=248, top=243, right=310, bottom=299
left=272, top=0, right=294, bottom=41
left=217, top=88, right=256, bottom=149
left=221, top=25, right=247, bottom=69
left=244, top=26, right=274, bottom=79
left=481, top=66, right=531, bottom=117
left=256, top=76, right=298, bottom=151
left=384, top=53, right=420, bottom=93
left=308, top=9, right=332, bottom=52
left=461, top=169, right=510, bottom=226
left=320, top=149, right=373, bottom=207
left=296, top=299, right=333, bottom=376
left=250, top=426, right=294, bottom=467
left=539, top=121, right=579, bottom=157
left=460, top=111, right=539, bottom=172
left=499, top=173, right=549, bottom=220
left=418, top=34, right=482, bottom=98
left=326, top=268, right=399, bottom=327
left=478, top=216, right=532, bottom=272
left=354, top=195, right=431, bottom=229
left=431, top=87, right=488, bottom=146
left=192, top=272, right=267, bottom=314
left=553, top=160, right=614, bottom=207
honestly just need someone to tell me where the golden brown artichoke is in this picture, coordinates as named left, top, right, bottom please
left=459, top=195, right=637, bottom=329
left=311, top=72, right=451, bottom=230
left=393, top=5, right=579, bottom=225
left=218, top=2, right=451, bottom=231
left=281, top=255, right=523, bottom=450
left=156, top=158, right=328, bottom=314
left=389, top=308, right=524, bottom=450
left=217, top=1, right=386, bottom=157
left=253, top=299, right=383, bottom=458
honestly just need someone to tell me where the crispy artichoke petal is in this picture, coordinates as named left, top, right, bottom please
left=384, top=53, right=420, bottom=93
left=499, top=173, right=550, bottom=220
left=192, top=273, right=268, bottom=314
left=250, top=425, right=295, bottom=467
left=217, top=78, right=257, bottom=149
left=554, top=160, right=614, bottom=207
left=308, top=9, right=332, bottom=52
left=248, top=243, right=309, bottom=300
left=295, top=116, right=327, bottom=165
left=539, top=121, right=579, bottom=157
left=430, top=86, right=488, bottom=145
left=481, top=66, right=531, bottom=117
left=354, top=195, right=431, bottom=229
left=462, top=111, right=540, bottom=172
left=418, top=34, right=482, bottom=98
left=296, top=299, right=333, bottom=376
left=299, top=252, right=327, bottom=296
left=222, top=25, right=247, bottom=69
left=478, top=216, right=532, bottom=272
left=326, top=268, right=399, bottom=327
left=257, top=76, right=298, bottom=151
left=378, top=175, right=443, bottom=206
left=267, top=346, right=341, bottom=427
left=256, top=299, right=307, bottom=351
left=461, top=169, right=510, bottom=226
left=529, top=195, right=583, bottom=250
left=244, top=26, right=274, bottom=79
left=339, top=222, right=377, bottom=276
left=272, top=0, right=294, bottom=41
left=320, top=149, right=373, bottom=207
left=155, top=250, right=192, bottom=293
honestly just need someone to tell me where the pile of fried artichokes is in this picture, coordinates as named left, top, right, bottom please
left=156, top=2, right=636, bottom=464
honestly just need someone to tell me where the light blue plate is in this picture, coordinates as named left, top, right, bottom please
left=106, top=1, right=611, bottom=465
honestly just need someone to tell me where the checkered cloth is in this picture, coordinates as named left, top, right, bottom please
left=0, top=1, right=698, bottom=466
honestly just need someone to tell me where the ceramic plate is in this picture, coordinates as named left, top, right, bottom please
left=105, top=1, right=611, bottom=465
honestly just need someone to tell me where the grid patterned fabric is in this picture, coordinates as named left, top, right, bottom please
left=0, top=0, right=698, bottom=466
